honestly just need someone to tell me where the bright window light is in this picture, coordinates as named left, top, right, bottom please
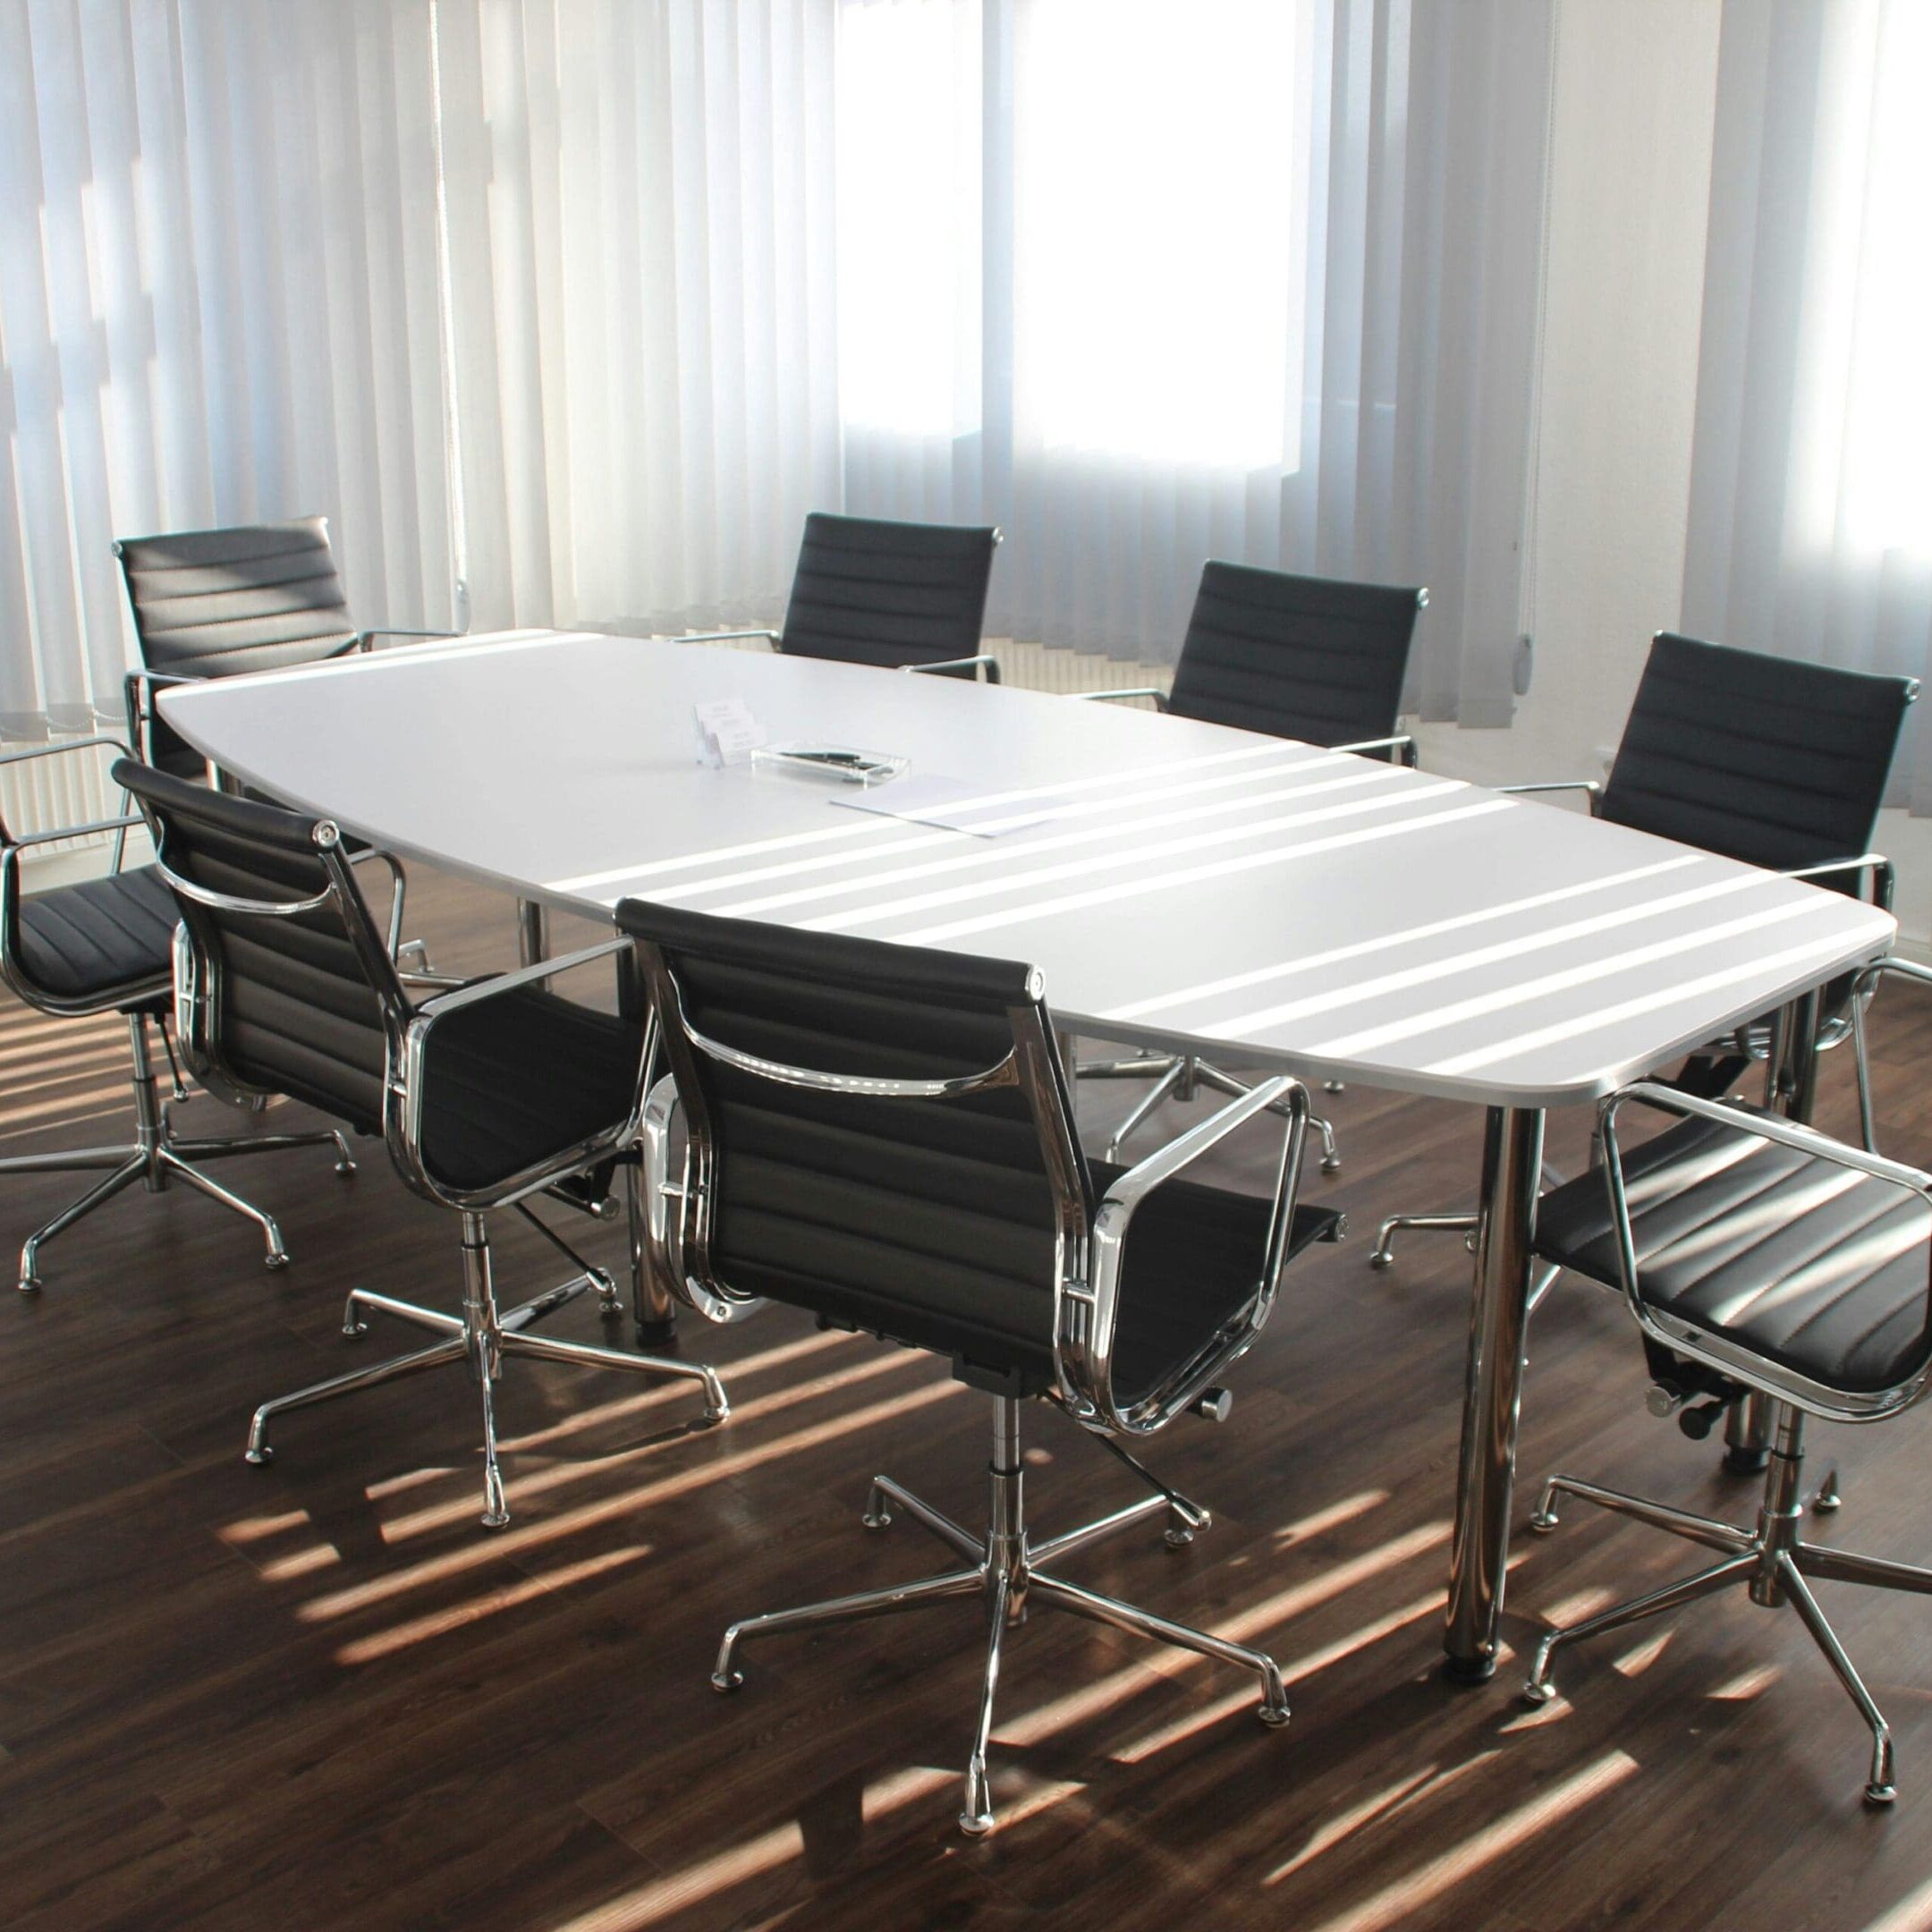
left=1804, top=0, right=1932, bottom=554
left=835, top=0, right=983, bottom=437
left=1013, top=0, right=1306, bottom=471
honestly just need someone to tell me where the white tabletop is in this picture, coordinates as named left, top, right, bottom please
left=158, top=630, right=1895, bottom=1110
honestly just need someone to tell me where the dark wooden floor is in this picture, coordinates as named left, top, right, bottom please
left=5, top=869, right=1932, bottom=1932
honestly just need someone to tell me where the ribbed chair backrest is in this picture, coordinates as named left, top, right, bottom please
left=1601, top=635, right=1919, bottom=874
left=1167, top=562, right=1427, bottom=748
left=778, top=513, right=999, bottom=674
left=618, top=901, right=1088, bottom=1391
left=114, top=760, right=400, bottom=1132
left=115, top=519, right=360, bottom=776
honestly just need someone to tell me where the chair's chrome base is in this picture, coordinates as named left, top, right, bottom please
left=1524, top=1404, right=1926, bottom=1807
left=244, top=1208, right=729, bottom=1528
left=1080, top=1052, right=1341, bottom=1173
left=4, top=1013, right=352, bottom=1293
left=709, top=1394, right=1289, bottom=1836
left=1368, top=1209, right=1479, bottom=1269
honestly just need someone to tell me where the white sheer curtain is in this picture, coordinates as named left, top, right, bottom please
left=1683, top=0, right=1932, bottom=809
left=429, top=0, right=841, bottom=635
left=0, top=0, right=455, bottom=735
left=830, top=0, right=1555, bottom=709
left=1, top=0, right=1552, bottom=731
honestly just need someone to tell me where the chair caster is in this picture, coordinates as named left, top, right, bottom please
left=1164, top=1524, right=1196, bottom=1549
left=1521, top=1675, right=1555, bottom=1707
left=1319, top=1154, right=1343, bottom=1177
left=1257, top=1701, right=1292, bottom=1729
left=1368, top=1249, right=1394, bottom=1271
left=334, top=1156, right=356, bottom=1177
left=245, top=1444, right=273, bottom=1466
left=18, top=1274, right=40, bottom=1296
left=1866, top=1782, right=1898, bottom=1809
left=265, top=1250, right=290, bottom=1272
left=710, top=1669, right=743, bottom=1693
left=343, top=1318, right=368, bottom=1339
left=1529, top=1508, right=1560, bottom=1534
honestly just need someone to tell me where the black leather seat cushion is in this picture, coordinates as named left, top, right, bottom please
left=1536, top=1112, right=1932, bottom=1394
left=741, top=1143, right=1341, bottom=1401
left=13, top=864, right=176, bottom=1008
left=415, top=985, right=643, bottom=1196
left=1094, top=1165, right=1343, bottom=1404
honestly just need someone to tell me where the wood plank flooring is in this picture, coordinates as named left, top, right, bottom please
left=4, top=867, right=1932, bottom=1932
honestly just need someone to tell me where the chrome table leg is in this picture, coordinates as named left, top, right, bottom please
left=1444, top=1105, right=1544, bottom=1682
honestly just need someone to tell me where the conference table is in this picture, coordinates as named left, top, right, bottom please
left=157, top=628, right=1896, bottom=1682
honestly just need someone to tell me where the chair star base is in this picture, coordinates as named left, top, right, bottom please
left=708, top=1394, right=1290, bottom=1837
left=1523, top=1403, right=1931, bottom=1807
left=243, top=1208, right=728, bottom=1527
left=1080, top=1050, right=1342, bottom=1173
left=4, top=1013, right=351, bottom=1293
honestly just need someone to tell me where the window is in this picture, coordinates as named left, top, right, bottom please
left=835, top=0, right=1309, bottom=472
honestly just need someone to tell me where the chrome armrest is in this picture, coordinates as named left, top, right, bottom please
left=1059, top=1073, right=1311, bottom=1436
left=1596, top=1080, right=1932, bottom=1418
left=0, top=732, right=132, bottom=770
left=0, top=733, right=140, bottom=869
left=664, top=628, right=782, bottom=649
left=358, top=626, right=462, bottom=652
left=396, top=935, right=648, bottom=1213
left=1498, top=777, right=1601, bottom=812
left=1783, top=852, right=1894, bottom=909
left=1333, top=732, right=1419, bottom=767
left=414, top=935, right=631, bottom=1021
left=1072, top=687, right=1169, bottom=710
left=640, top=1072, right=764, bottom=1328
left=902, top=654, right=1002, bottom=684
left=4, top=811, right=145, bottom=850
left=1852, top=953, right=1932, bottom=1003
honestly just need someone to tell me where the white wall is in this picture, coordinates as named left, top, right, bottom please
left=1419, top=0, right=1721, bottom=790
left=1416, top=0, right=1932, bottom=948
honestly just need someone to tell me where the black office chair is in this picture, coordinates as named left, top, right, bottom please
left=1075, top=561, right=1429, bottom=1168
left=0, top=735, right=351, bottom=1292
left=114, top=517, right=453, bottom=775
left=622, top=898, right=1345, bottom=1835
left=1521, top=1013, right=1932, bottom=1806
left=117, top=761, right=726, bottom=1528
left=1371, top=631, right=1919, bottom=1275
left=675, top=512, right=1003, bottom=681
